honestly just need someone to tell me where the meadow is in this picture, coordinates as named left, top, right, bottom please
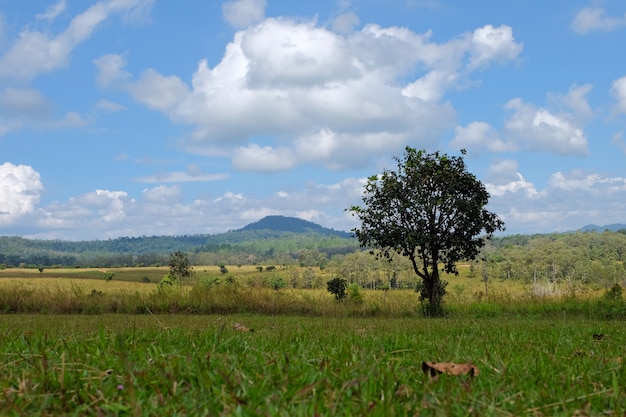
left=0, top=266, right=625, bottom=415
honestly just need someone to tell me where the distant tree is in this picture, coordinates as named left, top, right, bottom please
left=168, top=251, right=193, bottom=291
left=38, top=267, right=44, bottom=274
left=349, top=147, right=504, bottom=316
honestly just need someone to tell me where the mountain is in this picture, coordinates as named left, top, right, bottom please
left=239, top=215, right=352, bottom=238
left=578, top=224, right=626, bottom=232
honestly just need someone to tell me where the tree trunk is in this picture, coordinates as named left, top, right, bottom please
left=428, top=269, right=441, bottom=317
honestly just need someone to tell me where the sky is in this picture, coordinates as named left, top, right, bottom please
left=1, top=0, right=625, bottom=241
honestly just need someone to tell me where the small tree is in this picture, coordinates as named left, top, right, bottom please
left=168, top=251, right=193, bottom=291
left=349, top=147, right=504, bottom=316
left=327, top=277, right=347, bottom=300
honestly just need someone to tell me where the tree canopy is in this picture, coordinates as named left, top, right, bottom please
left=349, top=147, right=505, bottom=316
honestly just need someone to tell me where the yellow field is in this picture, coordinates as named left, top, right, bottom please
left=0, top=263, right=605, bottom=301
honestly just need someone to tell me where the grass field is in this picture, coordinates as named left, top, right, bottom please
left=1, top=314, right=624, bottom=416
left=0, top=267, right=624, bottom=415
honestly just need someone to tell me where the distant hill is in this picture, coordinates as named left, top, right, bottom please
left=0, top=216, right=358, bottom=267
left=239, top=215, right=352, bottom=238
left=578, top=224, right=626, bottom=232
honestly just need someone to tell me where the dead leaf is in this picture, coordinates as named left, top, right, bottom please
left=422, top=361, right=479, bottom=379
left=233, top=323, right=254, bottom=332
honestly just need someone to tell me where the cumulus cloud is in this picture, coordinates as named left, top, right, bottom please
left=232, top=144, right=296, bottom=172
left=332, top=12, right=360, bottom=34
left=129, top=69, right=190, bottom=113
left=24, top=175, right=367, bottom=240
left=469, top=24, right=523, bottom=69
left=0, top=163, right=44, bottom=225
left=571, top=7, right=626, bottom=34
left=503, top=98, right=588, bottom=155
left=549, top=170, right=626, bottom=192
left=548, top=84, right=594, bottom=121
left=486, top=172, right=540, bottom=199
left=484, top=166, right=626, bottom=235
left=97, top=20, right=521, bottom=172
left=222, top=0, right=266, bottom=29
left=451, top=121, right=514, bottom=153
left=142, top=185, right=182, bottom=204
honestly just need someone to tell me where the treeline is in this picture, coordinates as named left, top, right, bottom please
left=320, top=230, right=626, bottom=291
left=479, top=230, right=626, bottom=287
left=3, top=230, right=626, bottom=288
left=0, top=231, right=358, bottom=268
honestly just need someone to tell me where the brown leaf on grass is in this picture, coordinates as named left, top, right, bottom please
left=233, top=323, right=254, bottom=332
left=422, top=361, right=479, bottom=379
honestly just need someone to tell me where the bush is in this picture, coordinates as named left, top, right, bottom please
left=347, top=283, right=363, bottom=305
left=604, top=283, right=623, bottom=300
left=270, top=277, right=286, bottom=291
left=327, top=278, right=347, bottom=300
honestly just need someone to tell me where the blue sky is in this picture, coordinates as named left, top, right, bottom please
left=1, top=0, right=625, bottom=240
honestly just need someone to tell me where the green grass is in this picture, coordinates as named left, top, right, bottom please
left=0, top=314, right=624, bottom=416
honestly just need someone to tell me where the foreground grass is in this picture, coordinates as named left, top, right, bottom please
left=0, top=315, right=624, bottom=416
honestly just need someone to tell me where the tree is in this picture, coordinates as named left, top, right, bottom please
left=327, top=277, right=347, bottom=300
left=349, top=147, right=504, bottom=316
left=168, top=251, right=193, bottom=291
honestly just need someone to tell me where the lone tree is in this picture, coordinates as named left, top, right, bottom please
left=168, top=251, right=193, bottom=291
left=349, top=147, right=504, bottom=316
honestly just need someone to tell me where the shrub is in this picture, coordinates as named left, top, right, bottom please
left=270, top=277, right=286, bottom=291
left=327, top=278, right=347, bottom=300
left=604, top=283, right=623, bottom=300
left=347, top=283, right=363, bottom=305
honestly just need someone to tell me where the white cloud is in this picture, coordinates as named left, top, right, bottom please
left=549, top=171, right=626, bottom=192
left=503, top=98, right=588, bottom=155
left=485, top=159, right=522, bottom=184
left=486, top=172, right=540, bottom=199
left=451, top=121, right=514, bottom=153
left=469, top=24, right=523, bottom=69
left=611, top=131, right=626, bottom=154
left=485, top=167, right=626, bottom=235
left=36, top=0, right=66, bottom=22
left=0, top=88, right=52, bottom=117
left=142, top=185, right=182, bottom=204
left=102, top=20, right=520, bottom=172
left=222, top=0, right=267, bottom=29
left=24, top=176, right=367, bottom=239
left=47, top=111, right=90, bottom=129
left=611, top=76, right=626, bottom=114
left=0, top=0, right=154, bottom=81
left=94, top=54, right=131, bottom=88
left=232, top=144, right=296, bottom=172
left=571, top=7, right=626, bottom=34
left=0, top=163, right=44, bottom=225
left=135, top=169, right=228, bottom=184
left=332, top=12, right=360, bottom=34
left=548, top=84, right=594, bottom=120
left=96, top=99, right=127, bottom=112
left=129, top=69, right=190, bottom=113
